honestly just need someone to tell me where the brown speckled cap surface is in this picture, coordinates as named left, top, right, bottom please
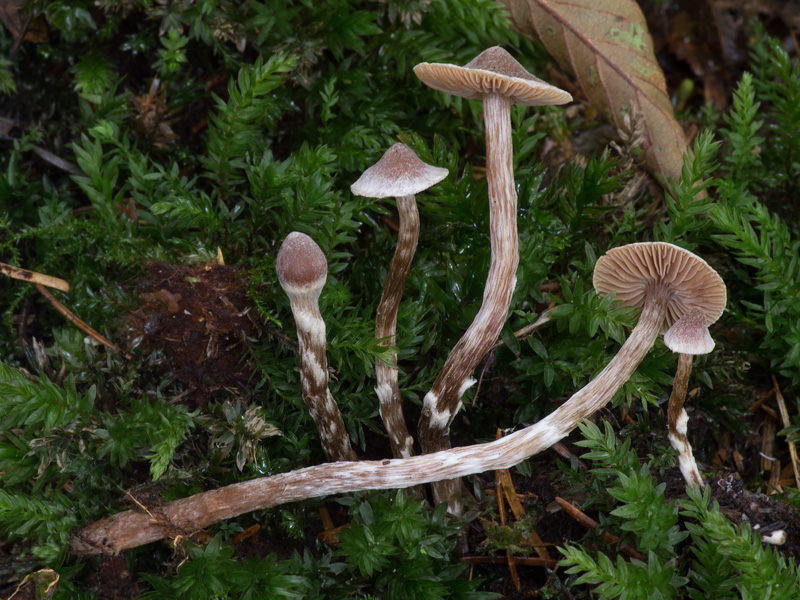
left=276, top=232, right=328, bottom=293
left=351, top=143, right=448, bottom=198
left=413, top=46, right=572, bottom=106
left=593, top=242, right=726, bottom=330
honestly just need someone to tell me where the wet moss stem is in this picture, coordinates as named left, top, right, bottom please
left=70, top=282, right=671, bottom=555
left=418, top=93, right=518, bottom=461
left=375, top=194, right=419, bottom=459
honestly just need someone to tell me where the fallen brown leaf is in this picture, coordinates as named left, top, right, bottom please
left=501, top=0, right=689, bottom=189
left=0, top=0, right=48, bottom=58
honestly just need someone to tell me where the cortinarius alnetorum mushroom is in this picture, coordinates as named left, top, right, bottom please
left=413, top=47, right=572, bottom=469
left=663, top=306, right=716, bottom=488
left=68, top=243, right=727, bottom=555
left=351, top=143, right=448, bottom=459
left=276, top=232, right=358, bottom=462
left=572, top=242, right=726, bottom=429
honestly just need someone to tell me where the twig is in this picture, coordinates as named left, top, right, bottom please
left=489, top=305, right=555, bottom=353
left=230, top=524, right=260, bottom=545
left=551, top=441, right=590, bottom=470
left=554, top=497, right=645, bottom=561
left=1, top=262, right=70, bottom=292
left=493, top=430, right=520, bottom=591
left=460, top=556, right=559, bottom=569
left=35, top=284, right=132, bottom=359
left=474, top=305, right=555, bottom=406
left=761, top=416, right=776, bottom=473
left=772, top=375, right=800, bottom=489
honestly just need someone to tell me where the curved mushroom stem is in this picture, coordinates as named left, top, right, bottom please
left=70, top=287, right=670, bottom=555
left=667, top=353, right=704, bottom=488
left=288, top=289, right=358, bottom=463
left=418, top=93, right=518, bottom=504
left=375, top=194, right=419, bottom=459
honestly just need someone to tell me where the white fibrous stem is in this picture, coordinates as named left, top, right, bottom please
left=290, top=290, right=357, bottom=463
left=668, top=352, right=704, bottom=488
left=70, top=288, right=671, bottom=556
left=375, top=194, right=419, bottom=459
left=418, top=94, right=518, bottom=508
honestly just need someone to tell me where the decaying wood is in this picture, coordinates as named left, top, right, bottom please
left=1, top=262, right=70, bottom=292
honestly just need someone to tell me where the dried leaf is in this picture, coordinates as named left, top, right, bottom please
left=0, top=0, right=48, bottom=58
left=501, top=0, right=688, bottom=188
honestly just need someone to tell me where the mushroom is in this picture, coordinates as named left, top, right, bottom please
left=276, top=232, right=358, bottom=462
left=413, top=47, right=572, bottom=468
left=573, top=242, right=726, bottom=428
left=663, top=307, right=715, bottom=488
left=351, top=143, right=448, bottom=459
left=69, top=243, right=727, bottom=555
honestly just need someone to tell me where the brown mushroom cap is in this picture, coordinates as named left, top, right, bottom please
left=663, top=307, right=715, bottom=354
left=276, top=232, right=328, bottom=294
left=413, top=46, right=572, bottom=106
left=351, top=143, right=448, bottom=199
left=593, top=242, right=726, bottom=330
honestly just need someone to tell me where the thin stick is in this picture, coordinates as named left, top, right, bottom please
left=772, top=375, right=800, bottom=489
left=554, top=497, right=645, bottom=561
left=490, top=306, right=554, bottom=352
left=35, top=284, right=132, bottom=359
left=1, top=262, right=70, bottom=292
left=461, top=556, right=559, bottom=569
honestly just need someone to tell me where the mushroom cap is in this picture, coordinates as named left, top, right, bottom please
left=351, top=143, right=448, bottom=199
left=664, top=307, right=715, bottom=354
left=276, top=232, right=328, bottom=295
left=593, top=242, right=726, bottom=331
left=413, top=46, right=572, bottom=106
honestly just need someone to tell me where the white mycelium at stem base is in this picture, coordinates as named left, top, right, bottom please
left=70, top=243, right=725, bottom=555
left=664, top=307, right=717, bottom=488
left=276, top=232, right=357, bottom=463
left=351, top=143, right=448, bottom=459
left=413, top=49, right=571, bottom=499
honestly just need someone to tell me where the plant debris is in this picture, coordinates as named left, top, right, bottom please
left=128, top=261, right=258, bottom=409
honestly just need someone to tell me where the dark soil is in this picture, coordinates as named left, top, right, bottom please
left=128, top=261, right=258, bottom=409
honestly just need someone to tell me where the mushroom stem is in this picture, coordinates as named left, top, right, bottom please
left=418, top=93, right=518, bottom=507
left=288, top=289, right=358, bottom=463
left=375, top=194, right=419, bottom=459
left=667, top=353, right=704, bottom=488
left=546, top=289, right=669, bottom=429
left=276, top=232, right=357, bottom=463
left=70, top=286, right=669, bottom=556
left=418, top=93, right=518, bottom=456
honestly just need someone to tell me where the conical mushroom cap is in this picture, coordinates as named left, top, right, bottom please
left=593, top=242, right=726, bottom=331
left=276, top=232, right=328, bottom=295
left=664, top=307, right=715, bottom=354
left=413, top=46, right=572, bottom=106
left=351, top=143, right=448, bottom=199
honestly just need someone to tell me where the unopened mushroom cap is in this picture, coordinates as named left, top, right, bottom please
left=593, top=242, right=726, bottom=330
left=351, top=143, right=448, bottom=199
left=276, top=232, right=328, bottom=295
left=664, top=307, right=715, bottom=354
left=413, top=46, right=572, bottom=106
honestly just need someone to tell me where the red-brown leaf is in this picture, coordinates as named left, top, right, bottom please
left=501, top=0, right=688, bottom=188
